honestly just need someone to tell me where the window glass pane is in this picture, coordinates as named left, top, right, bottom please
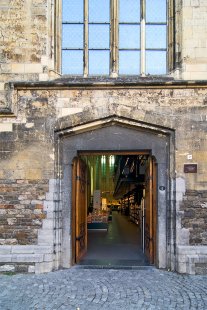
left=62, top=50, right=83, bottom=75
left=119, top=0, right=140, bottom=22
left=89, top=25, right=110, bottom=49
left=146, top=51, right=166, bottom=74
left=119, top=25, right=140, bottom=49
left=89, top=51, right=109, bottom=75
left=89, top=0, right=110, bottom=22
left=119, top=51, right=140, bottom=75
left=62, top=0, right=83, bottom=22
left=146, top=25, right=166, bottom=49
left=146, top=0, right=166, bottom=23
left=62, top=25, right=83, bottom=48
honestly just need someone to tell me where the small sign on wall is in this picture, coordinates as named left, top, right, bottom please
left=184, top=164, right=197, bottom=173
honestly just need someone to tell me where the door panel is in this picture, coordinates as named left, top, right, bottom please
left=72, top=157, right=88, bottom=263
left=152, top=157, right=157, bottom=264
left=145, top=157, right=153, bottom=262
left=144, top=156, right=157, bottom=264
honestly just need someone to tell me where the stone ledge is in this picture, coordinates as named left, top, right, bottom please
left=7, top=77, right=207, bottom=91
left=0, top=245, right=53, bottom=255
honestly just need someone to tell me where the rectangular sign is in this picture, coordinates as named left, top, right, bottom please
left=184, top=164, right=197, bottom=173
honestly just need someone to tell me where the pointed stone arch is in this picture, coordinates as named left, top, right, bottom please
left=55, top=115, right=175, bottom=271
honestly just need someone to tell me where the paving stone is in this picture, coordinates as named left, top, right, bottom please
left=0, top=268, right=206, bottom=310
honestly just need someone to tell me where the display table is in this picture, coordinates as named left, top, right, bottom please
left=87, top=212, right=109, bottom=230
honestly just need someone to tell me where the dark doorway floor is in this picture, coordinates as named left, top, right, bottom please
left=78, top=212, right=150, bottom=268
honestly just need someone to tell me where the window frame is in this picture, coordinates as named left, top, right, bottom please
left=59, top=0, right=172, bottom=77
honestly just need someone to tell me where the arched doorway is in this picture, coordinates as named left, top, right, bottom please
left=58, top=117, right=175, bottom=270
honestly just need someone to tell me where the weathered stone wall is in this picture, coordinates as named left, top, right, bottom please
left=0, top=0, right=57, bottom=109
left=0, top=88, right=56, bottom=243
left=0, top=86, right=57, bottom=273
left=0, top=0, right=207, bottom=109
left=0, top=0, right=206, bottom=275
left=181, top=0, right=207, bottom=80
left=0, top=81, right=206, bottom=273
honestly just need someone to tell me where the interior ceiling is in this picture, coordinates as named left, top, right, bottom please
left=81, top=154, right=148, bottom=200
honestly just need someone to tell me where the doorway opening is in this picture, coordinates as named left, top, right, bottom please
left=72, top=151, right=157, bottom=268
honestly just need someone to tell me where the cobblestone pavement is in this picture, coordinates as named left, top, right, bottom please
left=0, top=267, right=207, bottom=310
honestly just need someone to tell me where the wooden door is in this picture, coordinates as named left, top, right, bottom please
left=152, top=157, right=157, bottom=264
left=144, top=156, right=157, bottom=264
left=72, top=157, right=88, bottom=263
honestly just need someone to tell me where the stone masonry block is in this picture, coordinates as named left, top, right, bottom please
left=44, top=253, right=53, bottom=262
left=44, top=200, right=55, bottom=212
left=28, top=265, right=35, bottom=273
left=42, top=219, right=53, bottom=230
left=0, top=83, right=5, bottom=91
left=58, top=108, right=83, bottom=118
left=195, top=246, right=207, bottom=255
left=0, top=246, right=12, bottom=254
left=0, top=265, right=15, bottom=272
left=177, top=254, right=187, bottom=263
left=0, top=255, right=12, bottom=262
left=35, top=246, right=53, bottom=254
left=49, top=179, right=57, bottom=192
left=0, top=123, right=13, bottom=132
left=11, top=245, right=53, bottom=254
left=57, top=98, right=70, bottom=108
left=190, top=72, right=207, bottom=80
left=45, top=211, right=54, bottom=219
left=11, top=246, right=36, bottom=254
left=46, top=192, right=54, bottom=201
left=38, top=231, right=54, bottom=245
left=191, top=0, right=199, bottom=6
left=177, top=262, right=187, bottom=274
left=11, top=63, right=25, bottom=73
left=197, top=256, right=207, bottom=263
left=39, top=73, right=49, bottom=81
left=24, top=64, right=43, bottom=74
left=35, top=261, right=53, bottom=274
left=12, top=254, right=44, bottom=263
left=41, top=56, right=49, bottom=65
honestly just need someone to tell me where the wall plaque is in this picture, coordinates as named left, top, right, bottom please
left=184, top=164, right=197, bottom=173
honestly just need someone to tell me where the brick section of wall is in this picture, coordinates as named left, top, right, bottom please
left=181, top=190, right=207, bottom=245
left=0, top=180, right=48, bottom=245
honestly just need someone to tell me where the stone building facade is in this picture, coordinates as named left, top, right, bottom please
left=0, top=0, right=207, bottom=274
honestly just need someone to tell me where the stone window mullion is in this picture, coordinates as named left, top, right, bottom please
left=110, top=0, right=118, bottom=77
left=83, top=0, right=89, bottom=77
left=140, top=0, right=146, bottom=76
